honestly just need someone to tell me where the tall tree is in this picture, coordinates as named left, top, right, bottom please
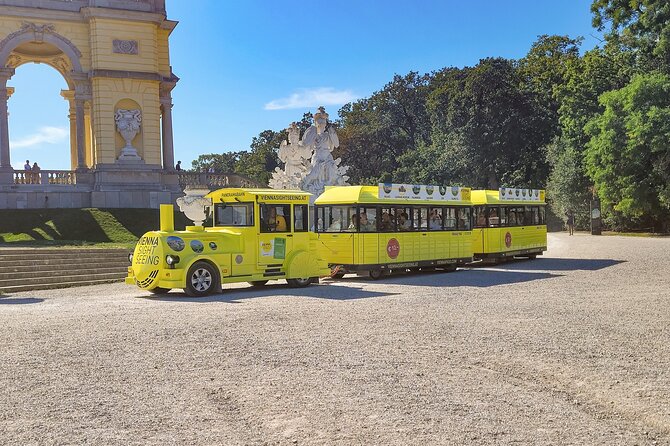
left=423, top=58, right=551, bottom=189
left=337, top=72, right=432, bottom=184
left=235, top=129, right=283, bottom=186
left=591, top=0, right=670, bottom=72
left=585, top=72, right=670, bottom=230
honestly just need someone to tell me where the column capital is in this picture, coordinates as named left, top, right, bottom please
left=0, top=67, right=15, bottom=83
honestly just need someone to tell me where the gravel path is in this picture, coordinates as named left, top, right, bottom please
left=1, top=233, right=669, bottom=445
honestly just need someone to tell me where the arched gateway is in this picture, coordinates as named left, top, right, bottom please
left=0, top=0, right=182, bottom=208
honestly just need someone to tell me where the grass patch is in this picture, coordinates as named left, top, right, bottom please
left=0, top=208, right=192, bottom=248
left=602, top=231, right=669, bottom=238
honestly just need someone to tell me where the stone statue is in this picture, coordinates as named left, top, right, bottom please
left=269, top=107, right=349, bottom=200
left=268, top=122, right=311, bottom=190
left=300, top=107, right=349, bottom=197
left=115, top=109, right=142, bottom=160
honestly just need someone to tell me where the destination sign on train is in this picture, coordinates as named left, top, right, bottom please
left=378, top=183, right=470, bottom=201
left=498, top=188, right=545, bottom=202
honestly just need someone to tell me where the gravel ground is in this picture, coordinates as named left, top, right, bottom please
left=1, top=232, right=669, bottom=445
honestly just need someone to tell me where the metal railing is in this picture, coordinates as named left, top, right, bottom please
left=13, top=170, right=76, bottom=185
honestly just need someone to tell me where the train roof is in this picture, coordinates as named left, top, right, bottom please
left=471, top=189, right=546, bottom=205
left=314, top=185, right=472, bottom=205
left=206, top=188, right=312, bottom=204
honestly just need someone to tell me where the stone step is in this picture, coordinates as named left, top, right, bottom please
left=0, top=248, right=130, bottom=255
left=0, top=266, right=128, bottom=281
left=0, top=257, right=130, bottom=268
left=0, top=251, right=130, bottom=262
left=0, top=278, right=124, bottom=294
left=0, top=271, right=126, bottom=288
left=0, top=261, right=129, bottom=274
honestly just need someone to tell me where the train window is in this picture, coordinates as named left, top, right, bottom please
left=316, top=205, right=357, bottom=232
left=499, top=206, right=508, bottom=226
left=394, top=206, right=412, bottom=231
left=488, top=206, right=500, bottom=227
left=444, top=207, right=457, bottom=230
left=260, top=204, right=291, bottom=233
left=531, top=207, right=540, bottom=225
left=523, top=206, right=533, bottom=226
left=458, top=207, right=472, bottom=230
left=294, top=204, right=308, bottom=232
left=430, top=207, right=444, bottom=230
left=474, top=206, right=487, bottom=228
left=215, top=203, right=254, bottom=227
left=379, top=207, right=395, bottom=231
left=539, top=206, right=546, bottom=225
left=416, top=207, right=429, bottom=230
left=358, top=206, right=377, bottom=232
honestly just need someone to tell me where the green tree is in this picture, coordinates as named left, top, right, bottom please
left=585, top=72, right=670, bottom=230
left=421, top=58, right=551, bottom=189
left=234, top=129, right=283, bottom=186
left=591, top=0, right=670, bottom=71
left=337, top=72, right=432, bottom=184
left=190, top=152, right=240, bottom=173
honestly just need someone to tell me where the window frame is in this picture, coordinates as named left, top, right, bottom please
left=213, top=202, right=255, bottom=227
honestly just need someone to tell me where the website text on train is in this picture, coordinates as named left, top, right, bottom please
left=126, top=189, right=329, bottom=296
left=314, top=184, right=473, bottom=279
left=471, top=188, right=547, bottom=262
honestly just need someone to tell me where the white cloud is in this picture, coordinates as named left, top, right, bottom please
left=264, top=87, right=358, bottom=110
left=10, top=126, right=69, bottom=148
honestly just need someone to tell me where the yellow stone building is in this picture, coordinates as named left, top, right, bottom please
left=0, top=0, right=182, bottom=208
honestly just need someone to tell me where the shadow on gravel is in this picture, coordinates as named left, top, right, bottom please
left=498, top=257, right=625, bottom=271
left=329, top=269, right=562, bottom=288
left=142, top=283, right=401, bottom=303
left=0, top=296, right=44, bottom=304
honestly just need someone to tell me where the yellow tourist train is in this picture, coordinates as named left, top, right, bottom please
left=471, top=188, right=547, bottom=262
left=314, top=184, right=473, bottom=279
left=126, top=185, right=547, bottom=295
left=125, top=189, right=329, bottom=296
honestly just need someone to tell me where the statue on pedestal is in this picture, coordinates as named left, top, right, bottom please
left=115, top=109, right=143, bottom=161
left=269, top=107, right=349, bottom=199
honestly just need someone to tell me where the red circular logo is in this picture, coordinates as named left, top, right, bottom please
left=505, top=232, right=512, bottom=248
left=386, top=238, right=400, bottom=259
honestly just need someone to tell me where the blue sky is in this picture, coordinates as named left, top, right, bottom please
left=8, top=0, right=600, bottom=170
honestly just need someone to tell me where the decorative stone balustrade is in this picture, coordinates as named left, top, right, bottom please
left=13, top=170, right=76, bottom=185
left=178, top=172, right=261, bottom=189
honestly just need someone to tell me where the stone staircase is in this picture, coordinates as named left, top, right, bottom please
left=0, top=248, right=131, bottom=294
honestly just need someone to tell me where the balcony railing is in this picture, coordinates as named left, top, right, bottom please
left=13, top=170, right=76, bottom=185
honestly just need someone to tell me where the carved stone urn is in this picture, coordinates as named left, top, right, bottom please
left=176, top=186, right=212, bottom=226
left=115, top=109, right=143, bottom=161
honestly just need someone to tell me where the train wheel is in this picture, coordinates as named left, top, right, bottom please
left=369, top=269, right=383, bottom=280
left=248, top=280, right=268, bottom=287
left=185, top=261, right=218, bottom=297
left=287, top=277, right=312, bottom=288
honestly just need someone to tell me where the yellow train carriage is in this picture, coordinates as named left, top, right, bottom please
left=471, top=188, right=547, bottom=262
left=126, top=188, right=329, bottom=296
left=314, top=184, right=473, bottom=279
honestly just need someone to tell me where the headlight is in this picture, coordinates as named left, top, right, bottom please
left=128, top=253, right=133, bottom=264
left=166, top=255, right=180, bottom=266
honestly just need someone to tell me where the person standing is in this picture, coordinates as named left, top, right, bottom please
left=31, top=162, right=41, bottom=185
left=175, top=160, right=182, bottom=171
left=567, top=211, right=575, bottom=236
left=24, top=159, right=31, bottom=170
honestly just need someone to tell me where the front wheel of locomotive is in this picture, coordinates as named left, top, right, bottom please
left=185, top=261, right=219, bottom=297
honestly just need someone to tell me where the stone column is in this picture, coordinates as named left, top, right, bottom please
left=0, top=67, right=15, bottom=173
left=160, top=80, right=177, bottom=171
left=60, top=90, right=77, bottom=169
left=74, top=97, right=86, bottom=169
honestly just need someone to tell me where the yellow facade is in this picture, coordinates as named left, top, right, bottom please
left=0, top=2, right=177, bottom=169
